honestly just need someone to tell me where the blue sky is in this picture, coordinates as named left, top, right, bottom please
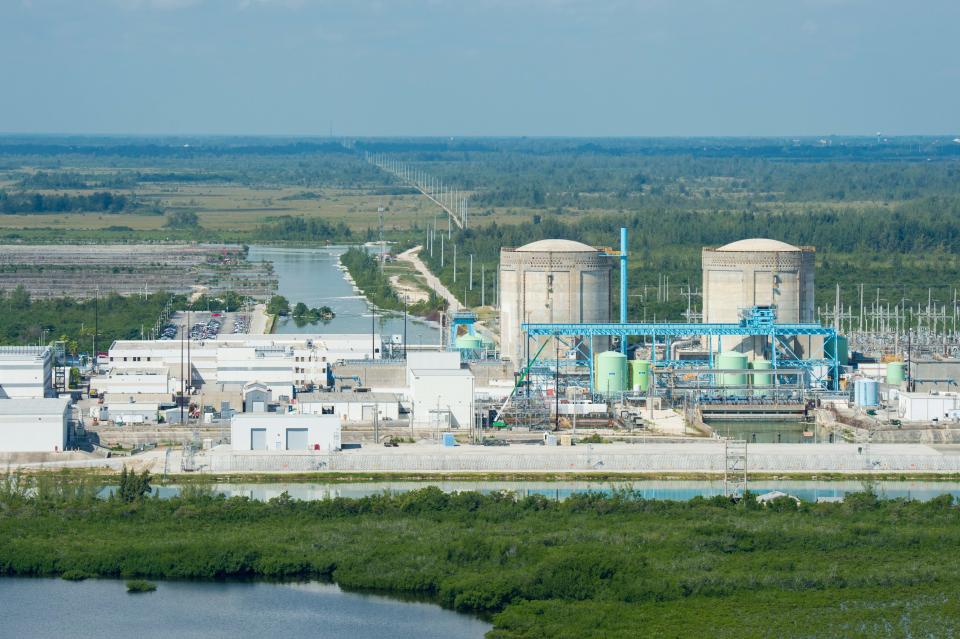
left=1, top=0, right=957, bottom=136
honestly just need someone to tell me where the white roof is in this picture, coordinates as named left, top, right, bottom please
left=716, top=238, right=800, bottom=252
left=515, top=239, right=598, bottom=253
left=0, top=398, right=70, bottom=416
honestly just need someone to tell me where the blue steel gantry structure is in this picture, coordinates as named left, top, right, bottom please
left=522, top=306, right=841, bottom=393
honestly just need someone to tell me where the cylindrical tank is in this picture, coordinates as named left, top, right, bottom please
left=825, top=335, right=849, bottom=366
left=702, top=239, right=815, bottom=358
left=595, top=350, right=627, bottom=394
left=630, top=359, right=652, bottom=391
left=750, top=358, right=773, bottom=397
left=717, top=351, right=748, bottom=388
left=886, top=361, right=905, bottom=385
left=499, top=239, right=612, bottom=369
left=856, top=379, right=879, bottom=407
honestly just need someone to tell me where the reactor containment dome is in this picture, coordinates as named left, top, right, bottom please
left=702, top=238, right=816, bottom=358
left=499, top=239, right=611, bottom=368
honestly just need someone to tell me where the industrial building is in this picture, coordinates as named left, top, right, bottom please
left=230, top=413, right=341, bottom=452
left=498, top=239, right=611, bottom=368
left=702, top=238, right=817, bottom=359
left=0, top=346, right=53, bottom=399
left=297, top=391, right=402, bottom=422
left=98, top=333, right=382, bottom=397
left=410, top=368, right=475, bottom=429
left=0, top=398, right=70, bottom=452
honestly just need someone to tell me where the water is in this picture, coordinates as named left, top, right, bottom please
left=0, top=578, right=489, bottom=639
left=128, top=479, right=960, bottom=504
left=246, top=245, right=440, bottom=345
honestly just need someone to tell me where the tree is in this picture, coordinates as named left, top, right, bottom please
left=163, top=210, right=200, bottom=229
left=10, top=285, right=30, bottom=310
left=116, top=467, right=152, bottom=502
left=266, top=295, right=290, bottom=316
left=292, top=302, right=309, bottom=317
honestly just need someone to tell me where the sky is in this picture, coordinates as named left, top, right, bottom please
left=1, top=0, right=957, bottom=137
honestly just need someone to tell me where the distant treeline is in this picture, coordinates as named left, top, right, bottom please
left=16, top=171, right=235, bottom=190
left=0, top=190, right=133, bottom=214
left=255, top=216, right=353, bottom=242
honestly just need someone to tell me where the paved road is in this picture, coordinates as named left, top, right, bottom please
left=397, top=245, right=460, bottom=312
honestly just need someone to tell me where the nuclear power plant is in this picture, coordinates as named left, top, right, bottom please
left=498, top=239, right=611, bottom=367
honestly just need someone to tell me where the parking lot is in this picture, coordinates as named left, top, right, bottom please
left=163, top=311, right=254, bottom=341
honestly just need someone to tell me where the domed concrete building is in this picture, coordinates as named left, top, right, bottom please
left=498, top=239, right=611, bottom=368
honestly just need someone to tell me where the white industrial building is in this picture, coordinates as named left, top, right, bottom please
left=231, top=413, right=341, bottom=452
left=0, top=398, right=70, bottom=452
left=297, top=391, right=402, bottom=422
left=103, top=334, right=382, bottom=397
left=0, top=346, right=53, bottom=399
left=898, top=392, right=960, bottom=422
left=410, top=368, right=475, bottom=429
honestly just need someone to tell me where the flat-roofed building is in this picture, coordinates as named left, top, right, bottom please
left=231, top=413, right=341, bottom=452
left=0, top=346, right=53, bottom=399
left=0, top=397, right=70, bottom=452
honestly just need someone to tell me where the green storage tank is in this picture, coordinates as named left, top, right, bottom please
left=595, top=351, right=627, bottom=394
left=750, top=358, right=773, bottom=397
left=717, top=351, right=748, bottom=388
left=886, top=361, right=905, bottom=385
left=455, top=335, right=482, bottom=350
left=825, top=335, right=849, bottom=366
left=630, top=359, right=652, bottom=391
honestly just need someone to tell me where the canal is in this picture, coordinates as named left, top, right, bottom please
left=247, top=245, right=440, bottom=345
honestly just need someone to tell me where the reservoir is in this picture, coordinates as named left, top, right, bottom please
left=247, top=245, right=440, bottom=345
left=0, top=578, right=490, bottom=639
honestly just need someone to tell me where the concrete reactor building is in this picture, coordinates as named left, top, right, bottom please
left=702, top=238, right=816, bottom=358
left=499, top=239, right=611, bottom=367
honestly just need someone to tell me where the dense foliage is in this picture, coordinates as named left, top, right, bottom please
left=340, top=246, right=446, bottom=316
left=1, top=478, right=960, bottom=638
left=0, top=287, right=179, bottom=350
left=0, top=190, right=133, bottom=214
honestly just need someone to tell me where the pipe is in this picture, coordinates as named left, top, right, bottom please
left=620, top=227, right=628, bottom=354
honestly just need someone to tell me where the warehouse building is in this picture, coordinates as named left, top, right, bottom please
left=0, top=398, right=70, bottom=452
left=0, top=346, right=53, bottom=399
left=297, top=391, right=402, bottom=422
left=230, top=413, right=341, bottom=452
left=410, top=368, right=475, bottom=429
left=898, top=392, right=960, bottom=422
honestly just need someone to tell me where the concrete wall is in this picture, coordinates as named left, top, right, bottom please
left=334, top=362, right=407, bottom=389
left=230, top=414, right=341, bottom=452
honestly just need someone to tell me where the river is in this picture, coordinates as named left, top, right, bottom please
left=246, top=245, right=440, bottom=345
left=0, top=578, right=490, bottom=639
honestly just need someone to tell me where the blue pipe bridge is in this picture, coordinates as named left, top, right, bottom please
left=521, top=307, right=841, bottom=392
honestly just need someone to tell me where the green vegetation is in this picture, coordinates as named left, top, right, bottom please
left=266, top=295, right=291, bottom=316
left=340, top=246, right=446, bottom=317
left=0, top=190, right=134, bottom=214
left=292, top=302, right=335, bottom=324
left=125, top=579, right=157, bottom=593
left=2, top=477, right=960, bottom=637
left=163, top=210, right=199, bottom=229
left=0, top=288, right=179, bottom=349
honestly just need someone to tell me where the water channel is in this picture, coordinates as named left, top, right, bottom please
left=129, top=479, right=960, bottom=503
left=247, top=245, right=440, bottom=345
left=0, top=578, right=490, bottom=639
